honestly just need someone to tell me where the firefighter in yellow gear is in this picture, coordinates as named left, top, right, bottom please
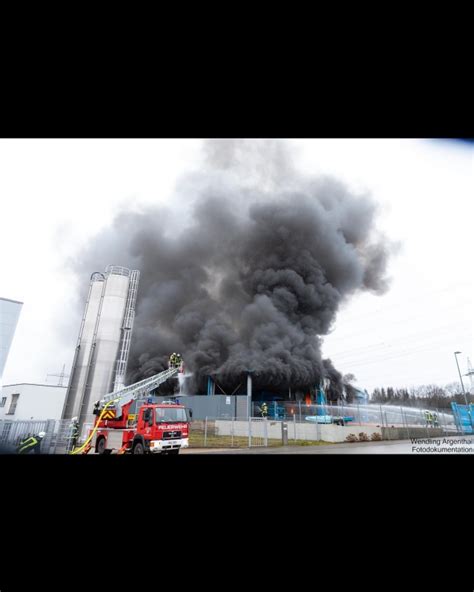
left=261, top=402, right=268, bottom=418
left=17, top=431, right=46, bottom=454
left=169, top=353, right=182, bottom=368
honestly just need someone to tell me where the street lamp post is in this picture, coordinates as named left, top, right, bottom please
left=454, top=351, right=468, bottom=406
left=247, top=371, right=253, bottom=419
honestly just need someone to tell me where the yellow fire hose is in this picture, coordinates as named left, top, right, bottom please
left=69, top=400, right=116, bottom=455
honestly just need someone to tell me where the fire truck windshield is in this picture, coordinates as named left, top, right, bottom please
left=155, top=407, right=187, bottom=423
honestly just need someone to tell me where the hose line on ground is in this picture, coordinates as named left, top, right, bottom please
left=70, top=400, right=117, bottom=455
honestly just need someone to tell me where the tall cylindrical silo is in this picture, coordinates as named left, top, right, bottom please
left=62, top=272, right=106, bottom=420
left=62, top=265, right=140, bottom=428
left=77, top=266, right=131, bottom=426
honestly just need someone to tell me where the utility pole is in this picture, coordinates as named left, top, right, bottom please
left=46, top=364, right=70, bottom=387
left=465, top=357, right=474, bottom=394
left=454, top=352, right=468, bottom=406
left=247, top=372, right=253, bottom=419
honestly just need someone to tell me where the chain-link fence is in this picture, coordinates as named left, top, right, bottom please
left=189, top=417, right=244, bottom=449
left=187, top=407, right=461, bottom=450
left=187, top=416, right=325, bottom=448
left=0, top=418, right=78, bottom=454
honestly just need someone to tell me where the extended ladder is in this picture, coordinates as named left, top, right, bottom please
left=98, top=366, right=180, bottom=418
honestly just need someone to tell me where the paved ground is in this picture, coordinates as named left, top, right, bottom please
left=183, top=435, right=474, bottom=454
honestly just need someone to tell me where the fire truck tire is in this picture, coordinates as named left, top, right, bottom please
left=133, top=441, right=145, bottom=454
left=96, top=437, right=107, bottom=454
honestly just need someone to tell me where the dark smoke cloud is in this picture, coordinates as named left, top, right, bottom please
left=71, top=140, right=393, bottom=398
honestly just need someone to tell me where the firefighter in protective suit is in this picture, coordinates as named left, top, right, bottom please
left=67, top=417, right=80, bottom=453
left=169, top=353, right=182, bottom=368
left=17, top=431, right=46, bottom=454
left=260, top=402, right=268, bottom=418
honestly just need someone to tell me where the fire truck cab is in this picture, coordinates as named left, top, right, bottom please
left=93, top=402, right=190, bottom=455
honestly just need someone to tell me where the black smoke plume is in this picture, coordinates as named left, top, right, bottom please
left=72, top=141, right=392, bottom=399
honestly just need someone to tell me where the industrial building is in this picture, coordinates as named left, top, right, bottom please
left=0, top=383, right=67, bottom=421
left=0, top=297, right=23, bottom=387
left=61, top=265, right=140, bottom=427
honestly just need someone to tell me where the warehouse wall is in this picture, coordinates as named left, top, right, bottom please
left=153, top=394, right=249, bottom=419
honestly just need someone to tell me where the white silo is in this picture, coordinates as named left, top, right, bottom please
left=0, top=297, right=23, bottom=387
left=62, top=265, right=140, bottom=426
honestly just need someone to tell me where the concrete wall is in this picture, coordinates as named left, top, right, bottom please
left=214, top=420, right=447, bottom=443
left=0, top=384, right=67, bottom=421
left=215, top=419, right=382, bottom=443
left=318, top=424, right=382, bottom=442
left=381, top=427, right=444, bottom=440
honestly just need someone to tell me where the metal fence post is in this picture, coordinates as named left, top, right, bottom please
left=248, top=418, right=251, bottom=448
left=53, top=420, right=60, bottom=455
left=401, top=406, right=410, bottom=440
left=204, top=417, right=208, bottom=448
left=231, top=417, right=234, bottom=448
left=298, top=401, right=302, bottom=422
left=440, top=408, right=447, bottom=435
left=293, top=414, right=296, bottom=441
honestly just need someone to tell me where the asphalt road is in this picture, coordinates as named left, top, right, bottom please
left=183, top=435, right=474, bottom=454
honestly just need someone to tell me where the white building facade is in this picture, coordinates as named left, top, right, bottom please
left=0, top=383, right=67, bottom=421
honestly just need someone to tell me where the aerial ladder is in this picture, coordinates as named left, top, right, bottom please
left=72, top=355, right=188, bottom=454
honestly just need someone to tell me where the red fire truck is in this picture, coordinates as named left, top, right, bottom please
left=80, top=358, right=191, bottom=455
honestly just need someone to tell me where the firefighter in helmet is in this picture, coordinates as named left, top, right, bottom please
left=67, top=417, right=80, bottom=453
left=17, top=431, right=46, bottom=454
left=260, top=402, right=268, bottom=418
left=424, top=410, right=433, bottom=427
left=169, top=353, right=182, bottom=368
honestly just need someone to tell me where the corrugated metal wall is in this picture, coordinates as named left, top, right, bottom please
left=143, top=395, right=249, bottom=419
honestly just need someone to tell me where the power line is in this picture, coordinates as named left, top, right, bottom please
left=332, top=288, right=471, bottom=328
left=325, top=300, right=471, bottom=344
left=337, top=337, right=472, bottom=368
left=336, top=339, right=472, bottom=369
left=325, top=328, right=471, bottom=364
left=326, top=319, right=469, bottom=359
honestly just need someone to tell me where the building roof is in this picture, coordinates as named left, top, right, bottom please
left=2, top=383, right=67, bottom=389
left=0, top=297, right=24, bottom=305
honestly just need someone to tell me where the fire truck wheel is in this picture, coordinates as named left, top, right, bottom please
left=96, top=437, right=106, bottom=455
left=133, top=441, right=145, bottom=454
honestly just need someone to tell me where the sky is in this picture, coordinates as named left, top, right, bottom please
left=0, top=139, right=472, bottom=394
